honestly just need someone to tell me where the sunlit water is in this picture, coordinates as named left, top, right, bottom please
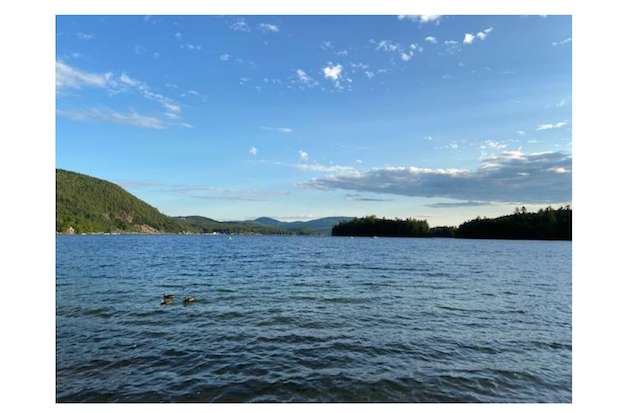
left=56, top=235, right=571, bottom=402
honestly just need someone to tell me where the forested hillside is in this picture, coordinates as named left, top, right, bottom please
left=56, top=169, right=191, bottom=234
left=457, top=206, right=572, bottom=240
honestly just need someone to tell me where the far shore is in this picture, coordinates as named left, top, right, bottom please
left=56, top=233, right=572, bottom=241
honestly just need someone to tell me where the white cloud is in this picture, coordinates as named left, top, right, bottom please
left=322, top=63, right=347, bottom=88
left=119, top=72, right=141, bottom=87
left=553, top=38, right=572, bottom=46
left=220, top=54, right=231, bottom=61
left=350, top=62, right=369, bottom=71
left=425, top=36, right=437, bottom=43
left=398, top=15, right=443, bottom=24
left=230, top=20, right=251, bottom=32
left=482, top=140, right=507, bottom=150
left=373, top=40, right=421, bottom=62
left=292, top=69, right=318, bottom=88
left=297, top=163, right=355, bottom=173
left=517, top=130, right=527, bottom=136
left=480, top=140, right=508, bottom=155
left=57, top=108, right=165, bottom=129
left=174, top=32, right=182, bottom=40
left=250, top=147, right=258, bottom=156
left=258, top=23, right=279, bottom=33
left=444, top=40, right=460, bottom=54
left=181, top=44, right=201, bottom=51
left=537, top=121, right=568, bottom=131
left=476, top=27, right=493, bottom=40
left=56, top=61, right=108, bottom=89
left=464, top=28, right=493, bottom=45
left=401, top=44, right=422, bottom=61
left=374, top=40, right=400, bottom=52
left=299, top=150, right=309, bottom=161
left=322, top=65, right=341, bottom=80
left=260, top=127, right=293, bottom=133
left=76, top=32, right=94, bottom=40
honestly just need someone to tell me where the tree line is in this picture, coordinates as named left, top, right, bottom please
left=331, top=206, right=571, bottom=240
left=457, top=206, right=571, bottom=240
left=332, top=215, right=430, bottom=237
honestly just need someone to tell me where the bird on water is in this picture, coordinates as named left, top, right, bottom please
left=184, top=296, right=196, bottom=303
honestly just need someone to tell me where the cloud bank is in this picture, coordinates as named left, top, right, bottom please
left=303, top=151, right=572, bottom=204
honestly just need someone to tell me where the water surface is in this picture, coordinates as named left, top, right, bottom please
left=56, top=235, right=571, bottom=402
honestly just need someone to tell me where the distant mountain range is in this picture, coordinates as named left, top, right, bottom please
left=56, top=169, right=351, bottom=235
left=252, top=216, right=354, bottom=234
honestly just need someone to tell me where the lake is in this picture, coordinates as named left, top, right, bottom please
left=56, top=235, right=571, bottom=402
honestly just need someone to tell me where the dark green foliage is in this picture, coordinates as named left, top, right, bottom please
left=56, top=169, right=193, bottom=234
left=456, top=206, right=572, bottom=240
left=430, top=226, right=458, bottom=237
left=332, top=207, right=571, bottom=240
left=332, top=215, right=430, bottom=237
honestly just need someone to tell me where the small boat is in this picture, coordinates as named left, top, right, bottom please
left=372, top=235, right=378, bottom=239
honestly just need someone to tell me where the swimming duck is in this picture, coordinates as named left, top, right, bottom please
left=163, top=293, right=175, bottom=299
left=160, top=298, right=173, bottom=306
left=183, top=296, right=196, bottom=303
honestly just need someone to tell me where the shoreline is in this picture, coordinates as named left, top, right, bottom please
left=55, top=233, right=571, bottom=241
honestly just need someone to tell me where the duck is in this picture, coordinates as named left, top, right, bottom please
left=163, top=293, right=175, bottom=299
left=160, top=298, right=173, bottom=306
left=183, top=296, right=196, bottom=303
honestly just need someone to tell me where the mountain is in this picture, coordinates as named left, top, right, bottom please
left=254, top=217, right=286, bottom=228
left=174, top=216, right=317, bottom=235
left=56, top=169, right=191, bottom=234
left=252, top=216, right=354, bottom=234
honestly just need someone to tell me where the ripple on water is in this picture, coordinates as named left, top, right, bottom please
left=56, top=235, right=572, bottom=402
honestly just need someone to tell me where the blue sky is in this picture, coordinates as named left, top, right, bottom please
left=56, top=15, right=572, bottom=225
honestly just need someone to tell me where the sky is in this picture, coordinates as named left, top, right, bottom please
left=56, top=15, right=572, bottom=226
